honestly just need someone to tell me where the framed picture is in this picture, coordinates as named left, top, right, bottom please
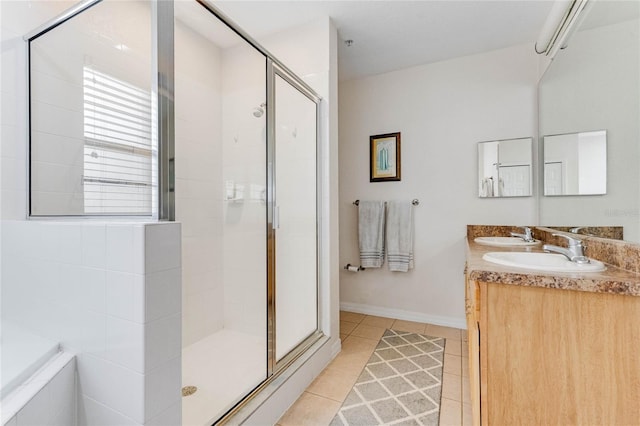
left=370, top=132, right=401, bottom=182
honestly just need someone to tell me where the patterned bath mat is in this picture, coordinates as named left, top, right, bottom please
left=330, top=329, right=445, bottom=426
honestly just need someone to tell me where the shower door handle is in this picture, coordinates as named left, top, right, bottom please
left=273, top=205, right=280, bottom=229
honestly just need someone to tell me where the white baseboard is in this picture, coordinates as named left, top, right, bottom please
left=340, top=301, right=467, bottom=330
left=330, top=336, right=342, bottom=359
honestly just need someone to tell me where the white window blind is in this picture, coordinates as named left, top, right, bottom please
left=83, top=67, right=153, bottom=215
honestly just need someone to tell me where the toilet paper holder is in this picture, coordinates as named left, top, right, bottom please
left=344, top=263, right=366, bottom=272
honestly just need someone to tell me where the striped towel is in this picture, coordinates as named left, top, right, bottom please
left=358, top=201, right=386, bottom=268
left=386, top=201, right=414, bottom=272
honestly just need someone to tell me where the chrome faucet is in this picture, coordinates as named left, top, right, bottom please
left=543, top=234, right=590, bottom=264
left=510, top=226, right=534, bottom=243
left=570, top=226, right=586, bottom=234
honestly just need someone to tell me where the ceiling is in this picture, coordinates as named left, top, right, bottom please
left=214, top=0, right=555, bottom=81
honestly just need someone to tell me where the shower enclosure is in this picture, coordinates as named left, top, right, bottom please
left=26, top=0, right=322, bottom=424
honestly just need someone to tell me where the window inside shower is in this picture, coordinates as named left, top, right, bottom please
left=28, top=0, right=155, bottom=217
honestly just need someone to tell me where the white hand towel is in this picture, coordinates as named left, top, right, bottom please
left=386, top=201, right=414, bottom=272
left=358, top=201, right=386, bottom=268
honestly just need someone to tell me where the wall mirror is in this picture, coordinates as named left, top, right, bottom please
left=543, top=130, right=607, bottom=196
left=478, top=137, right=532, bottom=198
left=538, top=0, right=639, bottom=242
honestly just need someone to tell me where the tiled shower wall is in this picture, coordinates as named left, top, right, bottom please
left=220, top=39, right=267, bottom=338
left=174, top=16, right=225, bottom=347
left=1, top=221, right=182, bottom=425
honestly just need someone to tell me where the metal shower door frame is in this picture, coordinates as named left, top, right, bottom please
left=266, top=60, right=323, bottom=378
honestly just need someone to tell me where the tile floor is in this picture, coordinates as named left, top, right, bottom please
left=277, top=312, right=471, bottom=426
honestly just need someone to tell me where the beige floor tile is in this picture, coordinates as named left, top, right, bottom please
left=340, top=333, right=348, bottom=341
left=441, top=372, right=462, bottom=402
left=329, top=351, right=369, bottom=374
left=461, top=341, right=469, bottom=358
left=350, top=323, right=386, bottom=340
left=340, top=311, right=366, bottom=324
left=425, top=324, right=462, bottom=340
left=278, top=392, right=342, bottom=426
left=443, top=354, right=462, bottom=376
left=461, top=329, right=468, bottom=342
left=439, top=397, right=462, bottom=426
left=462, top=359, right=469, bottom=378
left=361, top=315, right=395, bottom=328
left=391, top=319, right=426, bottom=334
left=341, top=334, right=379, bottom=352
left=306, top=365, right=360, bottom=402
left=340, top=320, right=358, bottom=335
left=445, top=339, right=462, bottom=356
left=462, top=377, right=471, bottom=404
left=329, top=336, right=377, bottom=372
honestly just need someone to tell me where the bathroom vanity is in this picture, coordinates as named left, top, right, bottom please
left=465, top=226, right=640, bottom=426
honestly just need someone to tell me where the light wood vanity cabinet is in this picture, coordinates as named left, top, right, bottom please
left=465, top=278, right=640, bottom=425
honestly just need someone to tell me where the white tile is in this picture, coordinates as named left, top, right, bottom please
left=105, top=316, right=145, bottom=373
left=1, top=189, right=28, bottom=220
left=56, top=306, right=106, bottom=355
left=2, top=220, right=40, bottom=258
left=0, top=92, right=19, bottom=127
left=0, top=126, right=27, bottom=164
left=144, top=357, right=181, bottom=421
left=144, top=223, right=181, bottom=273
left=145, top=268, right=181, bottom=322
left=106, top=271, right=145, bottom=323
left=77, top=395, right=140, bottom=426
left=145, top=314, right=181, bottom=372
left=4, top=416, right=17, bottom=426
left=51, top=401, right=76, bottom=426
left=15, top=387, right=52, bottom=426
left=32, top=259, right=61, bottom=303
left=40, top=223, right=82, bottom=265
left=106, top=225, right=145, bottom=274
left=49, top=359, right=76, bottom=416
left=82, top=223, right=106, bottom=269
left=145, top=402, right=180, bottom=426
left=31, top=100, right=83, bottom=139
left=76, top=354, right=145, bottom=423
left=58, top=264, right=106, bottom=313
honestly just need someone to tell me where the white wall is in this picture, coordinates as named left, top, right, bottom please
left=339, top=44, right=539, bottom=327
left=538, top=19, right=640, bottom=240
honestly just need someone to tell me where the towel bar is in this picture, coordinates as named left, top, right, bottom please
left=353, top=199, right=419, bottom=206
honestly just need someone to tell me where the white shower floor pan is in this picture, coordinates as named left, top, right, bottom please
left=182, top=329, right=266, bottom=426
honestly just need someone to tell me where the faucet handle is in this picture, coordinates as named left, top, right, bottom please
left=552, top=233, right=583, bottom=247
left=517, top=226, right=533, bottom=239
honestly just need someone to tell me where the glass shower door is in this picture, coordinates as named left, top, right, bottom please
left=272, top=70, right=319, bottom=363
left=175, top=2, right=267, bottom=424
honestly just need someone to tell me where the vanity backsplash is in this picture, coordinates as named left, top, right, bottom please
left=468, top=225, right=640, bottom=274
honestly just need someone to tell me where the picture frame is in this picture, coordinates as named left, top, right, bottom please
left=370, top=132, right=401, bottom=182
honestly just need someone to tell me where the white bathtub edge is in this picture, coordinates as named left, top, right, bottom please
left=1, top=352, right=75, bottom=425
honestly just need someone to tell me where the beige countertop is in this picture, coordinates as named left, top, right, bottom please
left=466, top=239, right=640, bottom=297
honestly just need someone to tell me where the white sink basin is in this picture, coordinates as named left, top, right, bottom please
left=482, top=252, right=606, bottom=273
left=474, top=236, right=541, bottom=247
